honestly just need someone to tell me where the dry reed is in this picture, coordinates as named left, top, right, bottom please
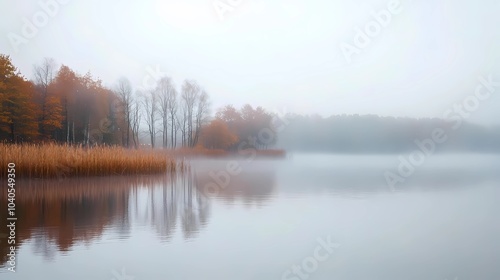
left=0, top=143, right=184, bottom=179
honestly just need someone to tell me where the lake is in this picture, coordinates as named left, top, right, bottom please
left=1, top=154, right=500, bottom=280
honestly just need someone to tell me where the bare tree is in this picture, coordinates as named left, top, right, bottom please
left=33, top=58, right=57, bottom=138
left=115, top=77, right=133, bottom=148
left=170, top=106, right=178, bottom=148
left=193, top=90, right=210, bottom=147
left=181, top=80, right=200, bottom=147
left=179, top=101, right=188, bottom=147
left=142, top=89, right=158, bottom=149
left=168, top=81, right=178, bottom=148
left=156, top=77, right=177, bottom=148
left=131, top=97, right=141, bottom=149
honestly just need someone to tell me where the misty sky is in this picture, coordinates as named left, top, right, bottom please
left=1, top=0, right=499, bottom=125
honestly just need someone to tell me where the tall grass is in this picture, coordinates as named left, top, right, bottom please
left=0, top=143, right=184, bottom=179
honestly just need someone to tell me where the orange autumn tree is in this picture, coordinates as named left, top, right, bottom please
left=0, top=54, right=39, bottom=142
left=51, top=65, right=80, bottom=143
left=200, top=119, right=238, bottom=150
left=215, top=104, right=276, bottom=149
left=51, top=66, right=123, bottom=145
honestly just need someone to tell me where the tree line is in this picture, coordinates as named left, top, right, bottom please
left=0, top=54, right=276, bottom=150
left=277, top=114, right=500, bottom=153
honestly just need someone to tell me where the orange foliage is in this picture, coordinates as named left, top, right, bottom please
left=199, top=119, right=238, bottom=150
left=0, top=55, right=39, bottom=141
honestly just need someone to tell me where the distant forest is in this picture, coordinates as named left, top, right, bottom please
left=277, top=114, right=500, bottom=153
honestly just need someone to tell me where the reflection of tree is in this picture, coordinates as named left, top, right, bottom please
left=161, top=175, right=179, bottom=241
left=150, top=167, right=277, bottom=241
left=181, top=171, right=208, bottom=240
left=0, top=165, right=277, bottom=267
left=137, top=171, right=210, bottom=241
left=31, top=228, right=57, bottom=261
left=0, top=176, right=141, bottom=267
left=144, top=175, right=180, bottom=242
left=194, top=170, right=277, bottom=206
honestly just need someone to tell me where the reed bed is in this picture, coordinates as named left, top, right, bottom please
left=0, top=143, right=184, bottom=179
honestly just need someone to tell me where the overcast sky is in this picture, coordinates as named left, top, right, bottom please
left=1, top=0, right=499, bottom=125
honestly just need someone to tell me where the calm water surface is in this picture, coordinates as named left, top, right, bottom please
left=1, top=154, right=500, bottom=280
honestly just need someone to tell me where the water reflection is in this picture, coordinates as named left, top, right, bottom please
left=140, top=172, right=210, bottom=241
left=195, top=171, right=277, bottom=205
left=0, top=165, right=277, bottom=267
left=1, top=156, right=499, bottom=279
left=0, top=176, right=149, bottom=267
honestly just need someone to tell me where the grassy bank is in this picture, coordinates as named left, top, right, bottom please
left=0, top=143, right=183, bottom=179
